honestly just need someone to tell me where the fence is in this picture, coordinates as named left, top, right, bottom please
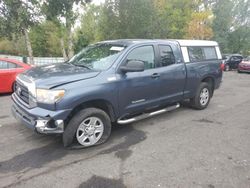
left=0, top=55, right=65, bottom=66
left=27, top=57, right=65, bottom=66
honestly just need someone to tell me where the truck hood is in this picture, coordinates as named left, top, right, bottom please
left=23, top=63, right=100, bottom=89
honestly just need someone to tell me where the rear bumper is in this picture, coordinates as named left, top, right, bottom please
left=238, top=68, right=250, bottom=73
left=11, top=93, right=71, bottom=134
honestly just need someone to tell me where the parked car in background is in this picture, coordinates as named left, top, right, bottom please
left=0, top=58, right=31, bottom=93
left=222, top=54, right=243, bottom=71
left=12, top=39, right=223, bottom=148
left=238, top=56, right=250, bottom=73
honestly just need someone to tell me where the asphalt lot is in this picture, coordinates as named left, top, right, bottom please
left=0, top=71, right=250, bottom=188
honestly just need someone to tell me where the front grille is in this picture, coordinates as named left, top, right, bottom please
left=15, top=81, right=29, bottom=105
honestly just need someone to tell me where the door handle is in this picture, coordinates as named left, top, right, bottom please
left=151, top=73, right=160, bottom=79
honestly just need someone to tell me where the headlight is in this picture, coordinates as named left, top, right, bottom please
left=36, top=89, right=65, bottom=104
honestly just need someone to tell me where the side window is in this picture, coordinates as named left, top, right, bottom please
left=126, top=46, right=155, bottom=70
left=188, top=46, right=217, bottom=62
left=230, top=56, right=236, bottom=61
left=203, top=47, right=217, bottom=60
left=0, top=61, right=8, bottom=69
left=159, top=45, right=175, bottom=67
left=7, top=62, right=17, bottom=68
left=231, top=56, right=242, bottom=61
left=0, top=61, right=19, bottom=69
left=188, top=47, right=204, bottom=62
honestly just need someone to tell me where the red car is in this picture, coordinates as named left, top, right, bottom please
left=0, top=58, right=31, bottom=93
left=238, top=57, right=250, bottom=73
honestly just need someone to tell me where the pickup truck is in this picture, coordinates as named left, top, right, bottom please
left=12, top=39, right=223, bottom=148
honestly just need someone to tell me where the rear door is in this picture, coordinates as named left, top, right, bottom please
left=117, top=45, right=162, bottom=116
left=155, top=43, right=186, bottom=104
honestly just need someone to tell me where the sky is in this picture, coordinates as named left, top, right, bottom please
left=93, top=0, right=105, bottom=5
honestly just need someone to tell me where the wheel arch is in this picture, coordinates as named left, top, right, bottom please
left=201, top=76, right=215, bottom=96
left=65, top=99, right=117, bottom=126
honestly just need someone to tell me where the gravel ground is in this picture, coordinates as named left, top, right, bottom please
left=0, top=71, right=250, bottom=188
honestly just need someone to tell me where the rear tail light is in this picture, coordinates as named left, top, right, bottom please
left=220, top=63, right=225, bottom=71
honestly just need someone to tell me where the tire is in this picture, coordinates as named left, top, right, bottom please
left=238, top=70, right=242, bottom=73
left=12, top=81, right=16, bottom=92
left=63, top=108, right=111, bottom=148
left=225, top=64, right=230, bottom=71
left=190, top=82, right=212, bottom=110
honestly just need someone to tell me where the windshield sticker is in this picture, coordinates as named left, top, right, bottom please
left=110, top=46, right=124, bottom=51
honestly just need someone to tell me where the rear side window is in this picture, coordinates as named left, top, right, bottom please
left=159, top=45, right=175, bottom=67
left=0, top=61, right=8, bottom=69
left=0, top=61, right=19, bottom=69
left=203, top=47, right=217, bottom=60
left=8, top=62, right=18, bottom=68
left=188, top=47, right=217, bottom=62
left=188, top=47, right=203, bottom=62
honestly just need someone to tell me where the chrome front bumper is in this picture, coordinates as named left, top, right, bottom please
left=11, top=93, right=71, bottom=134
left=12, top=104, right=65, bottom=134
left=36, top=119, right=64, bottom=134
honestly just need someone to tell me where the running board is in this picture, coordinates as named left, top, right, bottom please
left=117, top=103, right=180, bottom=124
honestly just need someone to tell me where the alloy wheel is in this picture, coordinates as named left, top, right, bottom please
left=76, top=117, right=104, bottom=146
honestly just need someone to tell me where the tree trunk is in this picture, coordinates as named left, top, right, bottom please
left=12, top=34, right=19, bottom=55
left=60, top=38, right=68, bottom=61
left=24, top=29, right=34, bottom=65
left=67, top=27, right=74, bottom=59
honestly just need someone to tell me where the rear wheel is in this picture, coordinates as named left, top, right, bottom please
left=190, top=82, right=212, bottom=110
left=63, top=108, right=111, bottom=148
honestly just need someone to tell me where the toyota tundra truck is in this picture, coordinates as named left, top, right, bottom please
left=12, top=39, right=223, bottom=148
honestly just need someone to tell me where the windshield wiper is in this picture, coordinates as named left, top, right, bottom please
left=73, top=64, right=92, bottom=70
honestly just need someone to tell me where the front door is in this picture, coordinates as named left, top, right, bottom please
left=117, top=45, right=161, bottom=116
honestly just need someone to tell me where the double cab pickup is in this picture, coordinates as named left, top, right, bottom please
left=12, top=39, right=223, bottom=147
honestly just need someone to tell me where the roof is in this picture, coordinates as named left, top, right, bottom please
left=223, top=54, right=243, bottom=57
left=98, top=39, right=219, bottom=47
left=98, top=39, right=154, bottom=46
left=176, top=40, right=218, bottom=47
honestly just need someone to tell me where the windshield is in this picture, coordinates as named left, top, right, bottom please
left=68, top=43, right=126, bottom=70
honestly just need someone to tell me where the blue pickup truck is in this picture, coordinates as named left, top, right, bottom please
left=12, top=39, right=223, bottom=147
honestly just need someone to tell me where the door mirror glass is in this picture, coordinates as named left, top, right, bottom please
left=120, top=60, right=145, bottom=73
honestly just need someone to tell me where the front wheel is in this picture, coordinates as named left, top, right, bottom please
left=190, top=82, right=212, bottom=110
left=63, top=108, right=111, bottom=148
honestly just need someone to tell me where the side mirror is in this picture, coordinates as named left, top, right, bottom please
left=120, top=60, right=145, bottom=73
